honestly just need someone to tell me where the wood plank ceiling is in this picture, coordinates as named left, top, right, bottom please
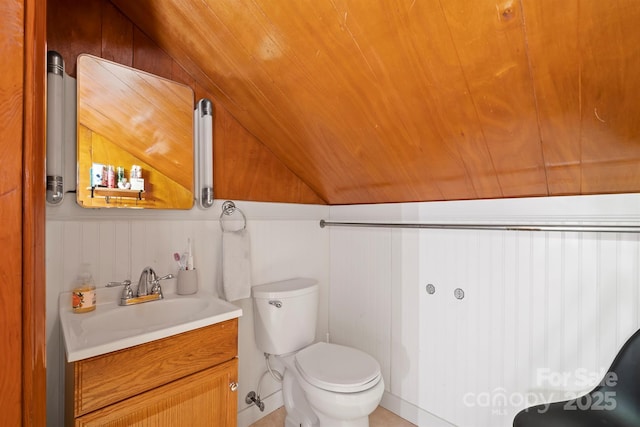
left=111, top=0, right=640, bottom=205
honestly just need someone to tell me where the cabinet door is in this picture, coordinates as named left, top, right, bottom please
left=75, top=358, right=238, bottom=427
left=70, top=319, right=238, bottom=418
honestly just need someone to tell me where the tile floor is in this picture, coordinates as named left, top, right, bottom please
left=249, top=406, right=416, bottom=427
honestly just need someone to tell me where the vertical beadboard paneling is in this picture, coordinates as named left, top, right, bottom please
left=529, top=232, right=548, bottom=388
left=329, top=227, right=392, bottom=390
left=562, top=233, right=581, bottom=389
left=46, top=202, right=330, bottom=427
left=617, top=234, right=638, bottom=342
left=241, top=219, right=330, bottom=415
left=474, top=230, right=495, bottom=424
left=97, top=222, right=116, bottom=285
left=45, top=220, right=63, bottom=427
left=598, top=235, right=619, bottom=372
left=489, top=231, right=506, bottom=409
left=546, top=232, right=564, bottom=378
left=195, top=220, right=222, bottom=295
left=130, top=221, right=149, bottom=277
left=637, top=236, right=640, bottom=327
left=462, top=230, right=483, bottom=427
left=514, top=233, right=532, bottom=406
left=151, top=220, right=173, bottom=271
left=62, top=222, right=82, bottom=290
left=417, top=229, right=438, bottom=412
left=501, top=231, right=518, bottom=425
left=113, top=221, right=131, bottom=282
left=390, top=229, right=420, bottom=406
left=330, top=196, right=640, bottom=427
left=452, top=231, right=472, bottom=426
left=579, top=233, right=599, bottom=382
left=80, top=222, right=101, bottom=281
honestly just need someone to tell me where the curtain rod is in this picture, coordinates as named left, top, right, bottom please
left=319, top=220, right=640, bottom=233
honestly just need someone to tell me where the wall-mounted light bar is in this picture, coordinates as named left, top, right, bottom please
left=46, top=50, right=76, bottom=206
left=195, top=98, right=214, bottom=209
left=46, top=51, right=65, bottom=205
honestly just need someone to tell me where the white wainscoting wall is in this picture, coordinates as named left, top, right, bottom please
left=328, top=194, right=640, bottom=427
left=46, top=194, right=640, bottom=427
left=46, top=199, right=330, bottom=427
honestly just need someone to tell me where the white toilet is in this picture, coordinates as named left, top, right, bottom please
left=252, top=278, right=384, bottom=427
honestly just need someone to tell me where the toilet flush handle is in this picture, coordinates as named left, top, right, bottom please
left=269, top=300, right=282, bottom=308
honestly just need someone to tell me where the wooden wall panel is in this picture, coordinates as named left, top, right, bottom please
left=523, top=0, right=640, bottom=196
left=132, top=27, right=173, bottom=81
left=108, top=0, right=640, bottom=204
left=380, top=1, right=502, bottom=200
left=46, top=0, right=325, bottom=205
left=100, top=0, right=133, bottom=67
left=2, top=0, right=47, bottom=424
left=52, top=0, right=640, bottom=205
left=439, top=0, right=547, bottom=197
left=46, top=0, right=101, bottom=77
left=1, top=1, right=26, bottom=424
left=578, top=1, right=640, bottom=194
left=212, top=97, right=325, bottom=204
left=170, top=61, right=196, bottom=89
left=521, top=0, right=581, bottom=195
left=22, top=0, right=48, bottom=423
left=110, top=0, right=553, bottom=204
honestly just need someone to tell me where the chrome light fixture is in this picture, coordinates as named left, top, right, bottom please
left=46, top=51, right=65, bottom=204
left=195, top=98, right=214, bottom=209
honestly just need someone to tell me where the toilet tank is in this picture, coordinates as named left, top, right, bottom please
left=252, top=278, right=318, bottom=355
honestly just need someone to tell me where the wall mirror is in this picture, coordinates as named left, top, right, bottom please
left=76, top=54, right=194, bottom=209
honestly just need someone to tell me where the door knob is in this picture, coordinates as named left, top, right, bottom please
left=229, top=382, right=238, bottom=392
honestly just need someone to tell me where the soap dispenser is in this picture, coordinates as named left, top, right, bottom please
left=72, top=263, right=96, bottom=313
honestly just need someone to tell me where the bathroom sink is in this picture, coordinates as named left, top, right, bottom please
left=81, top=297, right=209, bottom=332
left=60, top=288, right=242, bottom=362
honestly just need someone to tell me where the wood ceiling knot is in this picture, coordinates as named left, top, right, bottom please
left=500, top=2, right=516, bottom=21
left=502, top=8, right=515, bottom=20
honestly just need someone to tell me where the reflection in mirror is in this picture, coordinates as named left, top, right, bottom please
left=76, top=54, right=194, bottom=209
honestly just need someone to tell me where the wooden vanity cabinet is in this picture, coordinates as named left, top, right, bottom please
left=65, top=318, right=238, bottom=427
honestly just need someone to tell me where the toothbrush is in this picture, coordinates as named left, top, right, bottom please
left=173, top=252, right=183, bottom=270
left=186, top=238, right=194, bottom=270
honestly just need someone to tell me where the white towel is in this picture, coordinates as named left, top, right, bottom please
left=222, top=229, right=251, bottom=301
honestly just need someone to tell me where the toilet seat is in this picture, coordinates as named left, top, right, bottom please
left=295, top=342, right=381, bottom=393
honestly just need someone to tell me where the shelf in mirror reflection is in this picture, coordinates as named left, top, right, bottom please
left=88, top=187, right=145, bottom=206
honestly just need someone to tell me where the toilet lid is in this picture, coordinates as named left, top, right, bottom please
left=295, top=342, right=381, bottom=393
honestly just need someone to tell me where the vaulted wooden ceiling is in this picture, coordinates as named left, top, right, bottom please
left=110, top=1, right=640, bottom=205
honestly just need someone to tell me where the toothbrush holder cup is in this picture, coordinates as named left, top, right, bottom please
left=177, top=269, right=198, bottom=295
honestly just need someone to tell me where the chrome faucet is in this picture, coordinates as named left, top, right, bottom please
left=108, top=268, right=174, bottom=305
left=137, top=266, right=174, bottom=298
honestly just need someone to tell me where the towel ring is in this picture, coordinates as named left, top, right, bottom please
left=220, top=200, right=247, bottom=232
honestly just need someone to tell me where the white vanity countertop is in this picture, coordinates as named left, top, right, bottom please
left=59, top=286, right=242, bottom=362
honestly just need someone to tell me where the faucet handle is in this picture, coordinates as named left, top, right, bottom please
left=122, top=281, right=134, bottom=300
left=107, top=279, right=131, bottom=287
left=155, top=273, right=174, bottom=283
left=150, top=274, right=174, bottom=297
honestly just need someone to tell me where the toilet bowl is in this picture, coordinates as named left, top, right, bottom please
left=252, top=278, right=384, bottom=427
left=283, top=342, right=385, bottom=427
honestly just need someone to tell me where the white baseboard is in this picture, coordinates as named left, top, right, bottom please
left=237, top=390, right=284, bottom=427
left=380, top=392, right=456, bottom=427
